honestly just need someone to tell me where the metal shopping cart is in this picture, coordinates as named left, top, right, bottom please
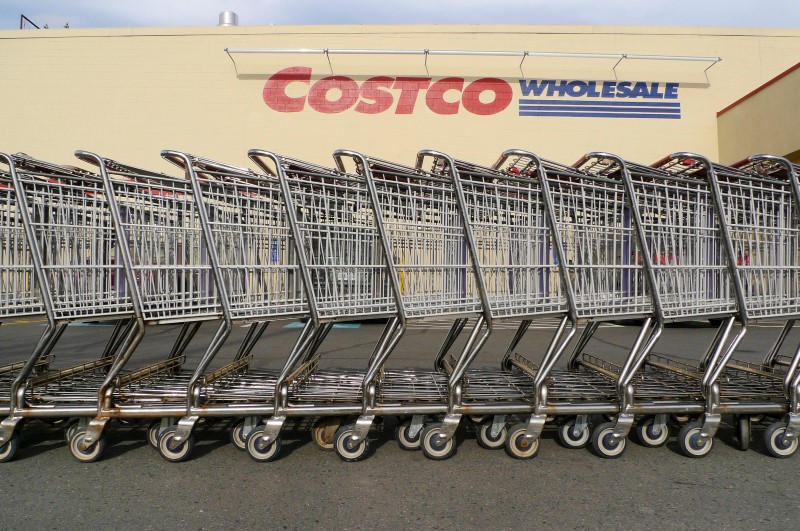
left=59, top=151, right=228, bottom=461
left=150, top=151, right=312, bottom=462
left=239, top=149, right=400, bottom=462
left=657, top=153, right=800, bottom=458
left=326, top=150, right=497, bottom=460
left=422, top=151, right=579, bottom=458
left=0, top=153, right=149, bottom=462
left=504, top=152, right=658, bottom=458
left=567, top=153, right=740, bottom=458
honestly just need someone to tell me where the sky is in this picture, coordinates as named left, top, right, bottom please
left=2, top=0, right=800, bottom=30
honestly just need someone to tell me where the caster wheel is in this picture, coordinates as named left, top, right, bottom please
left=763, top=422, right=799, bottom=458
left=421, top=423, right=456, bottom=461
left=672, top=414, right=691, bottom=424
left=147, top=421, right=166, bottom=449
left=476, top=418, right=507, bottom=450
left=311, top=417, right=341, bottom=451
left=468, top=415, right=487, bottom=424
left=0, top=433, right=20, bottom=463
left=69, top=430, right=106, bottom=463
left=395, top=421, right=422, bottom=451
left=157, top=427, right=194, bottom=463
left=65, top=420, right=80, bottom=446
left=678, top=421, right=714, bottom=458
left=334, top=424, right=370, bottom=462
left=558, top=418, right=591, bottom=449
left=735, top=415, right=751, bottom=452
left=245, top=428, right=282, bottom=463
left=229, top=419, right=247, bottom=451
left=504, top=423, right=539, bottom=460
left=636, top=416, right=670, bottom=448
left=591, top=422, right=627, bottom=459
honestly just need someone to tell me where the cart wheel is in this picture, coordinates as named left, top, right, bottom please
left=395, top=420, right=422, bottom=451
left=735, top=416, right=751, bottom=452
left=671, top=414, right=691, bottom=424
left=636, top=416, right=669, bottom=448
left=334, top=424, right=370, bottom=462
left=0, top=433, right=19, bottom=463
left=311, top=417, right=341, bottom=451
left=228, top=419, right=248, bottom=451
left=68, top=429, right=106, bottom=463
left=64, top=420, right=80, bottom=446
left=421, top=423, right=456, bottom=461
left=157, top=428, right=194, bottom=463
left=558, top=418, right=591, bottom=449
left=147, top=421, right=165, bottom=449
left=591, top=422, right=626, bottom=459
left=245, top=428, right=282, bottom=463
left=504, top=423, right=539, bottom=460
left=476, top=418, right=507, bottom=450
left=678, top=421, right=713, bottom=458
left=763, top=422, right=799, bottom=458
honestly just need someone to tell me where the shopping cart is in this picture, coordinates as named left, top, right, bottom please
left=421, top=151, right=577, bottom=458
left=241, top=149, right=400, bottom=461
left=150, top=151, right=309, bottom=462
left=506, top=152, right=658, bottom=458
left=324, top=150, right=497, bottom=460
left=61, top=151, right=234, bottom=461
left=0, top=153, right=148, bottom=462
left=566, top=152, right=740, bottom=458
left=669, top=153, right=800, bottom=458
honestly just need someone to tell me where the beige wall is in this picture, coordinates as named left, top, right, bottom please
left=1, top=25, right=800, bottom=172
left=717, top=63, right=800, bottom=163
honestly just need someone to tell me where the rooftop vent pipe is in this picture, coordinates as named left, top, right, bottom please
left=218, top=11, right=239, bottom=26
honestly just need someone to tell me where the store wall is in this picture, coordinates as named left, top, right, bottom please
left=717, top=63, right=800, bottom=163
left=1, top=25, right=800, bottom=172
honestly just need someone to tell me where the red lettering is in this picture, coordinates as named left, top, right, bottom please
left=392, top=77, right=431, bottom=114
left=308, top=76, right=360, bottom=113
left=462, top=78, right=513, bottom=116
left=425, top=77, right=464, bottom=115
left=355, top=76, right=394, bottom=114
left=263, top=66, right=311, bottom=113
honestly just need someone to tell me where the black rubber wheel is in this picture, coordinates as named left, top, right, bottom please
left=420, top=423, right=456, bottom=461
left=677, top=420, right=713, bottom=458
left=334, top=424, right=370, bottom=462
left=735, top=415, right=751, bottom=452
left=229, top=419, right=247, bottom=451
left=763, top=422, right=799, bottom=458
left=64, top=420, right=81, bottom=446
left=0, top=433, right=19, bottom=463
left=147, top=421, right=165, bottom=449
left=558, top=418, right=591, bottom=449
left=395, top=421, right=422, bottom=451
left=504, top=423, right=539, bottom=459
left=591, top=422, right=627, bottom=459
left=636, top=416, right=670, bottom=448
left=245, top=428, right=282, bottom=462
left=157, top=428, right=195, bottom=463
left=476, top=418, right=507, bottom=450
left=68, top=429, right=106, bottom=463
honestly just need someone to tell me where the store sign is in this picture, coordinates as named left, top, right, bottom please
left=263, top=66, right=512, bottom=115
left=518, top=80, right=681, bottom=119
left=262, top=67, right=681, bottom=119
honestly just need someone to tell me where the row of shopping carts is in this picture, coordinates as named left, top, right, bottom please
left=0, top=147, right=799, bottom=464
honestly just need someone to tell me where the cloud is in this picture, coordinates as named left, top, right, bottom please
left=2, top=0, right=799, bottom=29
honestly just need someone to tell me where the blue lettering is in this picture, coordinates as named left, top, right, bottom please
left=566, top=81, right=587, bottom=97
left=587, top=81, right=601, bottom=98
left=519, top=79, right=552, bottom=97
left=665, top=82, right=679, bottom=99
left=615, top=82, right=632, bottom=98
left=547, top=80, right=569, bottom=97
left=649, top=82, right=664, bottom=99
left=630, top=82, right=649, bottom=98
left=602, top=81, right=616, bottom=98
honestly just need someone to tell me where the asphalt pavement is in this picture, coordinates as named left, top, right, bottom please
left=2, top=319, right=799, bottom=529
